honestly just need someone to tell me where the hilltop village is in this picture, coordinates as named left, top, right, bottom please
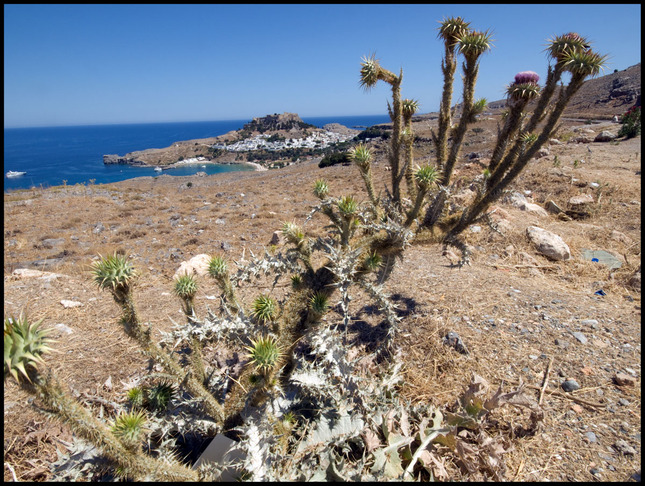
left=103, top=113, right=360, bottom=169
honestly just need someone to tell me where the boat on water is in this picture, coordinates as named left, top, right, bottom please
left=154, top=167, right=163, bottom=172
left=6, top=171, right=26, bottom=178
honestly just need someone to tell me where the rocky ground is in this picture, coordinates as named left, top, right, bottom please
left=3, top=109, right=641, bottom=481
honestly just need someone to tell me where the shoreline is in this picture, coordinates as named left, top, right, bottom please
left=170, top=158, right=267, bottom=172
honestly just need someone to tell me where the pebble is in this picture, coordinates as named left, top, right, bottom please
left=613, top=439, right=637, bottom=455
left=581, top=319, right=599, bottom=329
left=618, top=398, right=631, bottom=406
left=572, top=331, right=588, bottom=344
left=561, top=379, right=581, bottom=392
left=585, top=431, right=598, bottom=443
left=54, top=323, right=74, bottom=335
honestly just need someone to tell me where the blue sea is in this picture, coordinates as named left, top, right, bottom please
left=3, top=115, right=390, bottom=192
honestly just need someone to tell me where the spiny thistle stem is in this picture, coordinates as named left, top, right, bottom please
left=434, top=17, right=471, bottom=170
left=208, top=255, right=241, bottom=314
left=402, top=99, right=420, bottom=200
left=440, top=54, right=480, bottom=186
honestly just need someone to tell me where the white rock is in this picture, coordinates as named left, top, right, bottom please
left=526, top=226, right=571, bottom=261
left=12, top=268, right=64, bottom=280
left=54, top=323, right=74, bottom=335
left=569, top=194, right=594, bottom=206
left=520, top=202, right=549, bottom=217
left=174, top=254, right=212, bottom=279
left=61, top=300, right=83, bottom=308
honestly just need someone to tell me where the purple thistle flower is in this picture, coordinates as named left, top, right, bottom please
left=514, top=71, right=540, bottom=84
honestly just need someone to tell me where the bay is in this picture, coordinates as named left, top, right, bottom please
left=4, top=115, right=389, bottom=192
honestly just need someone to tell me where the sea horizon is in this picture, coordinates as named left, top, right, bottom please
left=4, top=114, right=391, bottom=192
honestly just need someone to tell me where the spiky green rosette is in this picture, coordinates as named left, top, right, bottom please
left=146, top=381, right=175, bottom=411
left=207, top=255, right=228, bottom=279
left=245, top=335, right=283, bottom=375
left=173, top=274, right=198, bottom=300
left=290, top=274, right=303, bottom=289
left=438, top=16, right=471, bottom=45
left=561, top=48, right=607, bottom=77
left=363, top=251, right=383, bottom=272
left=359, top=54, right=381, bottom=90
left=127, top=387, right=145, bottom=408
left=309, top=292, right=329, bottom=316
left=282, top=221, right=305, bottom=246
left=457, top=30, right=494, bottom=61
left=359, top=54, right=398, bottom=89
left=111, top=410, right=147, bottom=449
left=401, top=98, right=420, bottom=122
left=252, top=295, right=277, bottom=324
left=4, top=314, right=54, bottom=383
left=350, top=143, right=372, bottom=171
left=414, top=165, right=439, bottom=192
left=313, top=179, right=329, bottom=199
left=337, top=195, right=358, bottom=217
left=91, top=253, right=137, bottom=298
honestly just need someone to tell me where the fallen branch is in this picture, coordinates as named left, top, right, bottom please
left=538, top=357, right=553, bottom=406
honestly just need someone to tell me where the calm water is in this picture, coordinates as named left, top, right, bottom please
left=3, top=115, right=390, bottom=192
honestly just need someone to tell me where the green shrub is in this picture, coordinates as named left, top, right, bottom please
left=618, top=105, right=641, bottom=138
left=318, top=151, right=351, bottom=167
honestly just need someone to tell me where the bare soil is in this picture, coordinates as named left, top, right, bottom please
left=3, top=115, right=641, bottom=481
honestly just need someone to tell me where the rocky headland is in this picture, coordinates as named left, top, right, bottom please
left=103, top=112, right=360, bottom=169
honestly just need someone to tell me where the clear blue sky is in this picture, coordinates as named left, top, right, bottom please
left=4, top=4, right=641, bottom=128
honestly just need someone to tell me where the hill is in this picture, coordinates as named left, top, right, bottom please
left=103, top=113, right=359, bottom=168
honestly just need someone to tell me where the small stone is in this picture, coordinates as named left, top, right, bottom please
left=585, top=431, right=598, bottom=443
left=561, top=379, right=581, bottom=392
left=613, top=373, right=636, bottom=386
left=569, top=194, right=594, bottom=206
left=60, top=300, right=83, bottom=308
left=545, top=200, right=564, bottom=214
left=618, top=398, right=630, bottom=406
left=54, top=323, right=74, bottom=335
left=572, top=332, right=588, bottom=344
left=215, top=218, right=226, bottom=225
left=571, top=404, right=584, bottom=414
left=581, top=319, right=599, bottom=328
left=443, top=331, right=469, bottom=355
left=613, top=439, right=637, bottom=455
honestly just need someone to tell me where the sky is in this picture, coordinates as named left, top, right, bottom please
left=4, top=4, right=641, bottom=128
